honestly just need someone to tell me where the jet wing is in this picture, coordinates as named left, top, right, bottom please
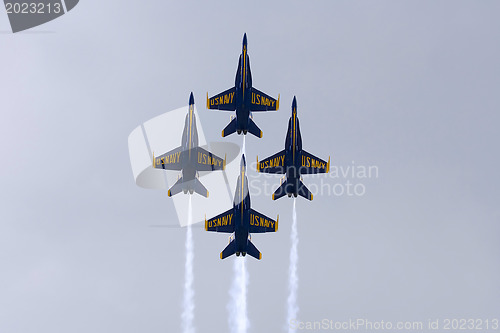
left=207, top=87, right=236, bottom=111
left=257, top=150, right=286, bottom=174
left=153, top=146, right=183, bottom=170
left=248, top=209, right=278, bottom=233
left=205, top=208, right=235, bottom=233
left=300, top=150, right=330, bottom=174
left=250, top=87, right=279, bottom=111
left=194, top=147, right=226, bottom=171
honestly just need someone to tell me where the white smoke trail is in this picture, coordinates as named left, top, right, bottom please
left=226, top=135, right=249, bottom=333
left=181, top=196, right=195, bottom=333
left=287, top=198, right=299, bottom=332
left=228, top=258, right=249, bottom=333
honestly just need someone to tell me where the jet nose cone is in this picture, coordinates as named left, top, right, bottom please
left=243, top=33, right=247, bottom=47
left=189, top=92, right=195, bottom=105
left=292, top=96, right=297, bottom=112
left=241, top=154, right=246, bottom=169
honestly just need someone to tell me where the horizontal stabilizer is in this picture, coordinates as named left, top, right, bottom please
left=167, top=176, right=184, bottom=197
left=193, top=178, right=209, bottom=198
left=272, top=180, right=289, bottom=200
left=220, top=239, right=236, bottom=259
left=247, top=118, right=263, bottom=138
left=298, top=180, right=313, bottom=201
left=222, top=118, right=238, bottom=137
left=246, top=240, right=262, bottom=260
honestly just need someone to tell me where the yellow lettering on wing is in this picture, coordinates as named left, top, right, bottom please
left=260, top=155, right=285, bottom=170
left=197, top=152, right=222, bottom=167
left=249, top=213, right=276, bottom=230
left=159, top=151, right=181, bottom=165
left=301, top=156, right=327, bottom=170
left=208, top=213, right=233, bottom=229
left=211, top=92, right=235, bottom=107
left=251, top=93, right=274, bottom=107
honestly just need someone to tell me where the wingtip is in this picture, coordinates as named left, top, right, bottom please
left=327, top=156, right=330, bottom=173
left=205, top=216, right=208, bottom=231
left=221, top=130, right=225, bottom=137
left=152, top=151, right=155, bottom=168
left=220, top=252, right=223, bottom=259
left=259, top=253, right=262, bottom=260
left=276, top=215, right=279, bottom=231
left=207, top=190, right=209, bottom=198
left=223, top=154, right=227, bottom=170
left=256, top=156, right=259, bottom=172
left=310, top=193, right=314, bottom=201
left=272, top=193, right=275, bottom=200
left=206, top=92, right=209, bottom=109
left=168, top=189, right=172, bottom=197
left=277, top=94, right=280, bottom=110
left=259, top=131, right=263, bottom=138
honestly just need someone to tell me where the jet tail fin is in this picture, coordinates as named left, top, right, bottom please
left=220, top=239, right=236, bottom=259
left=298, top=180, right=313, bottom=201
left=167, top=177, right=184, bottom=197
left=193, top=178, right=209, bottom=198
left=248, top=118, right=263, bottom=138
left=246, top=240, right=262, bottom=260
left=222, top=118, right=237, bottom=137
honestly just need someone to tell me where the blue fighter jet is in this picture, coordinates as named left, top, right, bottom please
left=257, top=97, right=330, bottom=200
left=207, top=33, right=280, bottom=138
left=205, top=154, right=278, bottom=259
left=153, top=93, right=226, bottom=197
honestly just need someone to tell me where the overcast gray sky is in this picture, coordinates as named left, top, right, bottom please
left=0, top=1, right=499, bottom=332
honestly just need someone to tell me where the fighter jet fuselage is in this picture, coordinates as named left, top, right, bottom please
left=153, top=93, right=226, bottom=197
left=282, top=103, right=304, bottom=196
left=206, top=155, right=278, bottom=259
left=207, top=33, right=279, bottom=138
left=231, top=158, right=252, bottom=255
left=257, top=97, right=330, bottom=200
